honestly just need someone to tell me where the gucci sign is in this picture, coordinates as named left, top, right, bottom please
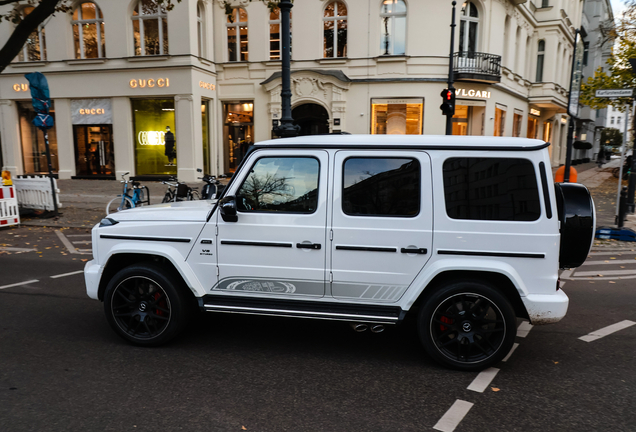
left=138, top=131, right=165, bottom=146
left=79, top=108, right=105, bottom=115
left=129, top=78, right=170, bottom=89
left=13, top=83, right=29, bottom=92
left=199, top=81, right=215, bottom=90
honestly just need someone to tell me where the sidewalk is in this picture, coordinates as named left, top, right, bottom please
left=13, top=158, right=636, bottom=238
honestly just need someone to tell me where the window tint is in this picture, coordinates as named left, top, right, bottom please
left=443, top=158, right=541, bottom=221
left=343, top=158, right=420, bottom=217
left=236, top=157, right=319, bottom=213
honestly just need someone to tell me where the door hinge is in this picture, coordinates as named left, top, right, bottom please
left=215, top=225, right=218, bottom=236
left=329, top=272, right=333, bottom=283
left=216, top=267, right=219, bottom=277
left=329, top=230, right=333, bottom=241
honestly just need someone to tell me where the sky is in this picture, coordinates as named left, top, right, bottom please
left=611, top=0, right=628, bottom=16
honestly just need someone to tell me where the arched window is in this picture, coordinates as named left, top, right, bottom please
left=459, top=1, right=479, bottom=55
left=536, top=40, right=545, bottom=82
left=269, top=8, right=292, bottom=60
left=17, top=6, right=46, bottom=62
left=380, top=0, right=406, bottom=56
left=132, top=0, right=168, bottom=56
left=227, top=8, right=248, bottom=61
left=323, top=1, right=347, bottom=58
left=197, top=3, right=204, bottom=57
left=72, top=2, right=105, bottom=59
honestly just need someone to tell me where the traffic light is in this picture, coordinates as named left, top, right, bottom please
left=440, top=88, right=455, bottom=116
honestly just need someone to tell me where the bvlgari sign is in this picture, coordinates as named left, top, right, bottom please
left=455, top=88, right=491, bottom=98
left=71, top=99, right=112, bottom=125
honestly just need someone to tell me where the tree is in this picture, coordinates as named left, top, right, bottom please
left=601, top=127, right=624, bottom=148
left=580, top=1, right=636, bottom=111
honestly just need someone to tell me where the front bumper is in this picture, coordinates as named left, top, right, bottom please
left=522, top=289, right=569, bottom=325
left=84, top=259, right=102, bottom=300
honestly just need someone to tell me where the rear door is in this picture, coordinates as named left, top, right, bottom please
left=330, top=151, right=433, bottom=302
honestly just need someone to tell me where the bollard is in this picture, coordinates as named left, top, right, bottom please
left=618, top=186, right=628, bottom=228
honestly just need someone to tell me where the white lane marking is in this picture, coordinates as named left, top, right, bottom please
left=579, top=320, right=636, bottom=342
left=55, top=230, right=79, bottom=254
left=50, top=270, right=84, bottom=279
left=71, top=240, right=92, bottom=244
left=65, top=234, right=92, bottom=237
left=433, top=400, right=474, bottom=432
left=0, top=247, right=37, bottom=252
left=0, top=280, right=39, bottom=290
left=581, top=259, right=636, bottom=266
left=575, top=269, right=636, bottom=277
left=589, top=251, right=635, bottom=256
left=560, top=269, right=573, bottom=279
left=467, top=367, right=500, bottom=393
left=517, top=321, right=533, bottom=338
left=502, top=343, right=519, bottom=362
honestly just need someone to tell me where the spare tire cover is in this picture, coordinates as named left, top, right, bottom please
left=554, top=183, right=595, bottom=268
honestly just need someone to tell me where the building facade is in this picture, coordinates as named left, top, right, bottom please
left=0, top=0, right=586, bottom=182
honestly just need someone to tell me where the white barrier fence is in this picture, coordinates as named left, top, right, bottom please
left=13, top=176, right=62, bottom=211
left=0, top=186, right=20, bottom=227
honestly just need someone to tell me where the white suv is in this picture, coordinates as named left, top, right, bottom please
left=85, top=135, right=595, bottom=370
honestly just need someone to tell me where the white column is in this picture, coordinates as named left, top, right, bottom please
left=112, top=97, right=134, bottom=179
left=175, top=94, right=198, bottom=182
left=0, top=100, right=21, bottom=176
left=54, top=98, right=74, bottom=179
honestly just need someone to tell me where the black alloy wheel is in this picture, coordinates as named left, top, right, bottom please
left=418, top=281, right=516, bottom=371
left=104, top=264, right=190, bottom=346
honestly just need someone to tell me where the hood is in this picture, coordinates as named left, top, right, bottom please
left=107, top=200, right=216, bottom=222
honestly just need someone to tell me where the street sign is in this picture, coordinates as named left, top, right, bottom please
left=595, top=89, right=634, bottom=98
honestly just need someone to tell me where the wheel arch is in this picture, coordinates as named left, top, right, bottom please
left=97, top=253, right=197, bottom=303
left=408, top=270, right=529, bottom=320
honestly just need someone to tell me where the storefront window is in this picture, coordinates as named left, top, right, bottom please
left=494, top=106, right=506, bottom=137
left=543, top=121, right=552, bottom=142
left=513, top=112, right=522, bottom=137
left=74, top=125, right=114, bottom=177
left=223, top=102, right=254, bottom=174
left=17, top=101, right=58, bottom=174
left=453, top=105, right=469, bottom=135
left=132, top=99, right=176, bottom=176
left=527, top=117, right=538, bottom=139
left=371, top=98, right=423, bottom=135
left=202, top=100, right=210, bottom=175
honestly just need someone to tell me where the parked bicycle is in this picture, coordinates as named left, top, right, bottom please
left=161, top=176, right=199, bottom=202
left=613, top=155, right=633, bottom=180
left=105, top=172, right=150, bottom=214
left=197, top=168, right=227, bottom=200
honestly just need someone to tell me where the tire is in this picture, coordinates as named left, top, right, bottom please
left=161, top=193, right=173, bottom=203
left=187, top=190, right=200, bottom=200
left=103, top=263, right=190, bottom=346
left=106, top=196, right=133, bottom=215
left=418, top=280, right=516, bottom=371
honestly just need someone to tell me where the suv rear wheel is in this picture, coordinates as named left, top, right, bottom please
left=103, top=263, right=190, bottom=346
left=418, top=281, right=516, bottom=371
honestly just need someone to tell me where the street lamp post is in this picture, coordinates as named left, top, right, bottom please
left=272, top=0, right=299, bottom=138
left=626, top=58, right=636, bottom=212
left=445, top=1, right=457, bottom=135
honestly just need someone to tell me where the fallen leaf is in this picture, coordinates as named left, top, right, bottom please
left=242, top=427, right=247, bottom=431
left=610, top=257, right=616, bottom=259
left=620, top=266, right=625, bottom=268
left=491, top=387, right=500, bottom=392
left=554, top=361, right=559, bottom=364
left=597, top=274, right=603, bottom=277
left=609, top=281, right=616, bottom=283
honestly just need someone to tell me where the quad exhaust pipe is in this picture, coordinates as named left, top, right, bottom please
left=349, top=323, right=385, bottom=333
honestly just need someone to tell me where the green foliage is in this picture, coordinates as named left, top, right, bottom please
left=601, top=128, right=624, bottom=147
left=580, top=3, right=636, bottom=111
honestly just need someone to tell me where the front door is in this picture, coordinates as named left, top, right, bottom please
left=330, top=151, right=433, bottom=302
left=73, top=125, right=114, bottom=177
left=192, top=150, right=329, bottom=297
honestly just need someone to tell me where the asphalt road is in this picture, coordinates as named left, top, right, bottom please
left=0, top=226, right=635, bottom=432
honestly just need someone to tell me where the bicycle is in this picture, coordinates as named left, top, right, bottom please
left=105, top=172, right=150, bottom=214
left=161, top=176, right=199, bottom=203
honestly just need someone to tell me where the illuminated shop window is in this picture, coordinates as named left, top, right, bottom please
left=223, top=102, right=254, bottom=173
left=132, top=0, right=168, bottom=56
left=453, top=105, right=469, bottom=136
left=527, top=117, right=538, bottom=139
left=371, top=98, right=423, bottom=135
left=17, top=6, right=46, bottom=62
left=17, top=101, right=58, bottom=174
left=227, top=8, right=248, bottom=61
left=269, top=8, right=291, bottom=60
left=380, top=0, right=406, bottom=56
left=513, top=112, right=523, bottom=137
left=132, top=99, right=176, bottom=176
left=72, top=2, right=105, bottom=59
left=494, top=106, right=506, bottom=137
left=324, top=1, right=347, bottom=58
left=202, top=100, right=210, bottom=175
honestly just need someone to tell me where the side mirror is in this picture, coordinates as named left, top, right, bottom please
left=219, top=196, right=238, bottom=222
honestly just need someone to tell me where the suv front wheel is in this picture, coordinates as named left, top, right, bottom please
left=418, top=281, right=516, bottom=371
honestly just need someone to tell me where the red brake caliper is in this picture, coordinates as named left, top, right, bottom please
left=154, top=292, right=165, bottom=317
left=440, top=315, right=453, bottom=332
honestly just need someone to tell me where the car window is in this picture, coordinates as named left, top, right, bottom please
left=342, top=157, right=420, bottom=217
left=443, top=157, right=541, bottom=221
left=236, top=156, right=319, bottom=213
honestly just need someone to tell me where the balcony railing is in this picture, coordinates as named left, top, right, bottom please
left=453, top=52, right=502, bottom=83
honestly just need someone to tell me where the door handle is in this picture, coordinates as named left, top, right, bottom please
left=297, top=243, right=321, bottom=250
left=401, top=248, right=427, bottom=254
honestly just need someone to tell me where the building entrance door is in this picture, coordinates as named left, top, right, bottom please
left=73, top=125, right=114, bottom=178
left=292, top=104, right=329, bottom=136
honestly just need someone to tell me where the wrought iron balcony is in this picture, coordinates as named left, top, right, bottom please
left=453, top=52, right=501, bottom=83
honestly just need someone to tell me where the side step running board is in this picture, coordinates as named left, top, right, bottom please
left=199, top=295, right=405, bottom=324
